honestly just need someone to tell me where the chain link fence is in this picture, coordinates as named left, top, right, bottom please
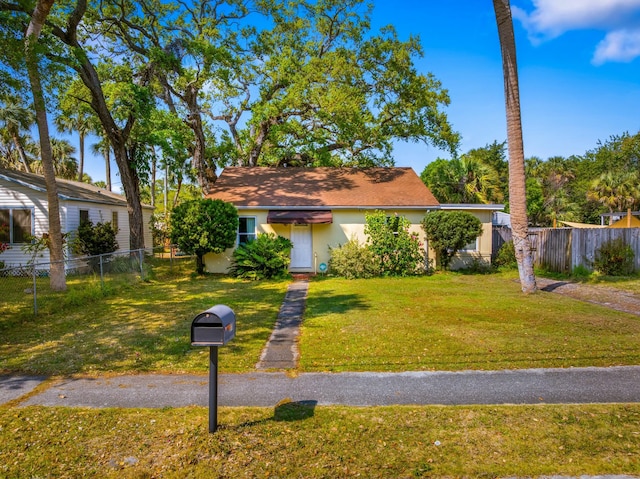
left=0, top=248, right=176, bottom=317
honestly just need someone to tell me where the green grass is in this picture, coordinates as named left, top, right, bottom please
left=1, top=404, right=639, bottom=478
left=2, top=266, right=640, bottom=476
left=300, top=273, right=640, bottom=371
left=2, top=266, right=640, bottom=375
left=0, top=265, right=289, bottom=375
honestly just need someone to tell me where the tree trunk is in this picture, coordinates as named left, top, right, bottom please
left=77, top=131, right=84, bottom=182
left=493, top=0, right=536, bottom=294
left=111, top=139, right=146, bottom=250
left=105, top=147, right=111, bottom=191
left=47, top=0, right=145, bottom=250
left=11, top=132, right=32, bottom=173
left=185, top=86, right=216, bottom=194
left=24, top=0, right=66, bottom=292
left=150, top=147, right=156, bottom=209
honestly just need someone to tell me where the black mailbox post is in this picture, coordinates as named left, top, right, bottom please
left=190, top=305, right=236, bottom=433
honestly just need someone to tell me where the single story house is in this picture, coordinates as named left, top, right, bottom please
left=204, top=167, right=502, bottom=273
left=0, top=168, right=153, bottom=268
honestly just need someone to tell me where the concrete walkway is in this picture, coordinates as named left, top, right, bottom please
left=255, top=278, right=308, bottom=369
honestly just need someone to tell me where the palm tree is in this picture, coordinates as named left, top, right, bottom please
left=91, top=135, right=112, bottom=191
left=24, top=0, right=66, bottom=292
left=32, top=138, right=78, bottom=179
left=54, top=109, right=92, bottom=182
left=493, top=0, right=536, bottom=293
left=0, top=96, right=35, bottom=173
left=588, top=171, right=640, bottom=223
left=457, top=155, right=503, bottom=204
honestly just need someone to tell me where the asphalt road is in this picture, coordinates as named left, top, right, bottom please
left=3, top=365, right=639, bottom=408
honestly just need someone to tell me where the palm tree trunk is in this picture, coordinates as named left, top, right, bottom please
left=105, top=148, right=111, bottom=191
left=11, top=131, right=32, bottom=173
left=77, top=132, right=84, bottom=182
left=25, top=0, right=66, bottom=292
left=493, top=0, right=536, bottom=293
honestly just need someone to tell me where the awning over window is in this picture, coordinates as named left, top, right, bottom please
left=267, top=210, right=333, bottom=224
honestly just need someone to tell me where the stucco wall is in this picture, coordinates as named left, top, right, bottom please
left=442, top=209, right=494, bottom=270
left=204, top=208, right=431, bottom=274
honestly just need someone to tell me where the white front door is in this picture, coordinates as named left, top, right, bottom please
left=290, top=225, right=313, bottom=270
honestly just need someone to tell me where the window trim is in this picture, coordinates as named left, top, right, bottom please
left=237, top=216, right=257, bottom=245
left=0, top=207, right=34, bottom=244
left=460, top=237, right=480, bottom=252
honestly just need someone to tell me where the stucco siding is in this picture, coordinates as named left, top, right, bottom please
left=204, top=207, right=431, bottom=274
left=443, top=209, right=494, bottom=270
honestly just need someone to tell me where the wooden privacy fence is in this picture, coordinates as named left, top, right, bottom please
left=492, top=226, right=640, bottom=273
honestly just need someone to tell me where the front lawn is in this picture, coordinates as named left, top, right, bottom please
left=2, top=267, right=639, bottom=375
left=300, top=273, right=640, bottom=371
left=0, top=271, right=289, bottom=375
left=1, top=404, right=639, bottom=477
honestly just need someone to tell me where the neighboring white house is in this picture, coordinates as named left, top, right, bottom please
left=204, top=167, right=504, bottom=273
left=0, top=168, right=153, bottom=268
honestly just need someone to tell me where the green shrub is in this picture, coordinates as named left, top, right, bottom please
left=421, top=210, right=483, bottom=270
left=364, top=211, right=425, bottom=276
left=461, top=257, right=493, bottom=274
left=73, top=220, right=119, bottom=257
left=230, top=233, right=293, bottom=280
left=571, top=264, right=592, bottom=279
left=593, top=238, right=635, bottom=276
left=494, top=240, right=517, bottom=270
left=169, top=199, right=238, bottom=275
left=328, top=239, right=380, bottom=279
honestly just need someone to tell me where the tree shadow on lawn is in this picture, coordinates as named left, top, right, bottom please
left=0, top=290, right=286, bottom=375
left=304, top=290, right=371, bottom=317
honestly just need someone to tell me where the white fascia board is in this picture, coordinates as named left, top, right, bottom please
left=439, top=204, right=505, bottom=211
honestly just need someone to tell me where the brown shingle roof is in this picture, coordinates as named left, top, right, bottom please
left=206, top=167, right=439, bottom=208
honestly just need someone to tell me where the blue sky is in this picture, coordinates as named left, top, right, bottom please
left=81, top=0, right=640, bottom=186
left=378, top=0, right=640, bottom=176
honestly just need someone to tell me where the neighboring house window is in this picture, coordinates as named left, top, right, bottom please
left=461, top=238, right=479, bottom=252
left=0, top=208, right=32, bottom=244
left=80, top=209, right=89, bottom=224
left=112, top=211, right=118, bottom=232
left=238, top=217, right=256, bottom=245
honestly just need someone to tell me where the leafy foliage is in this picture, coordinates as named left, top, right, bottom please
left=364, top=211, right=425, bottom=276
left=73, top=220, right=119, bottom=257
left=169, top=199, right=238, bottom=274
left=328, top=238, right=380, bottom=279
left=494, top=240, right=517, bottom=270
left=421, top=211, right=483, bottom=270
left=230, top=233, right=293, bottom=280
left=593, top=238, right=635, bottom=276
left=420, top=142, right=505, bottom=204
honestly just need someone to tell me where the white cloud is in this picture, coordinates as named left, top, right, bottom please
left=592, top=29, right=640, bottom=64
left=512, top=0, right=640, bottom=63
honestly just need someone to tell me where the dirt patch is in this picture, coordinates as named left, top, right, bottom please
left=537, top=278, right=640, bottom=316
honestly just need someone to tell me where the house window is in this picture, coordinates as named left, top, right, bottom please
left=79, top=209, right=89, bottom=224
left=0, top=208, right=32, bottom=244
left=238, top=217, right=256, bottom=245
left=461, top=238, right=479, bottom=252
left=111, top=211, right=118, bottom=232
